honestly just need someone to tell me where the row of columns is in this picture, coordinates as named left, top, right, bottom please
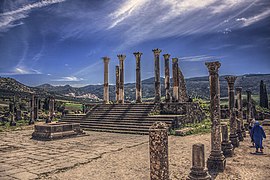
left=103, top=49, right=188, bottom=104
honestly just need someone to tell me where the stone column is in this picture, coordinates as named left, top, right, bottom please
left=225, top=76, right=239, bottom=148
left=221, top=124, right=233, bottom=157
left=47, top=97, right=55, bottom=123
left=163, top=54, right=171, bottom=103
left=134, top=52, right=143, bottom=103
left=187, top=143, right=211, bottom=180
left=149, top=122, right=169, bottom=180
left=117, top=54, right=126, bottom=104
left=236, top=87, right=246, bottom=138
left=236, top=119, right=243, bottom=141
left=152, top=49, right=162, bottom=103
left=103, top=57, right=110, bottom=104
left=246, top=90, right=252, bottom=123
left=178, top=67, right=188, bottom=102
left=34, top=96, right=38, bottom=120
left=115, top=65, right=120, bottom=103
left=172, top=58, right=179, bottom=102
left=9, top=96, right=16, bottom=126
left=205, top=61, right=226, bottom=172
left=29, top=94, right=35, bottom=125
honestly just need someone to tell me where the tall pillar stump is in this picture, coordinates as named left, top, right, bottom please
left=246, top=90, right=252, bottom=124
left=163, top=54, right=171, bottom=103
left=187, top=143, right=211, bottom=180
left=152, top=49, right=162, bottom=103
left=205, top=61, right=226, bottom=172
left=149, top=122, right=169, bottom=180
left=29, top=94, right=35, bottom=125
left=225, top=76, right=239, bottom=148
left=221, top=124, right=234, bottom=157
left=134, top=52, right=143, bottom=103
left=172, top=58, right=179, bottom=102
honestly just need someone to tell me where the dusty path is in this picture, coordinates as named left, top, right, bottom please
left=0, top=127, right=269, bottom=180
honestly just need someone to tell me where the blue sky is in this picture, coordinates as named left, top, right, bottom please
left=0, top=0, right=270, bottom=87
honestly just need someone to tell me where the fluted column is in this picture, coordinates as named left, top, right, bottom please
left=115, top=66, right=120, bottom=103
left=118, top=54, right=126, bottom=104
left=236, top=87, right=246, bottom=138
left=152, top=49, right=162, bottom=103
left=103, top=57, right=110, bottom=104
left=172, top=58, right=179, bottom=102
left=163, top=54, right=171, bottom=103
left=205, top=61, right=226, bottom=172
left=246, top=90, right=252, bottom=123
left=134, top=52, right=143, bottom=103
left=225, top=76, right=239, bottom=148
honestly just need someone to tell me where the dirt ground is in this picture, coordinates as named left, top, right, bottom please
left=44, top=127, right=270, bottom=180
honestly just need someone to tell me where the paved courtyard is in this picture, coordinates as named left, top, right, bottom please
left=0, top=127, right=270, bottom=180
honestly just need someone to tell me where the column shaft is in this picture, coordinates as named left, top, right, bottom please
left=134, top=52, right=143, bottom=103
left=103, top=57, right=110, bottom=104
left=172, top=58, right=179, bottom=102
left=152, top=49, right=162, bottom=103
left=118, top=54, right=126, bottom=104
left=115, top=66, right=120, bottom=103
left=163, top=54, right=171, bottom=103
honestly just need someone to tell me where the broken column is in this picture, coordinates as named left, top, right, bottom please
left=149, top=122, right=169, bottom=180
left=103, top=57, right=110, bottom=104
left=48, top=97, right=55, bottom=122
left=115, top=66, right=120, bottom=103
left=178, top=67, right=188, bottom=102
left=236, top=87, right=246, bottom=138
left=118, top=54, right=126, bottom=104
left=225, top=76, right=239, bottom=148
left=163, top=54, right=171, bottom=103
left=221, top=124, right=234, bottom=157
left=260, top=80, right=269, bottom=109
left=29, top=94, right=35, bottom=125
left=152, top=49, right=162, bottom=103
left=205, top=61, right=226, bottom=172
left=9, top=96, right=16, bottom=126
left=134, top=52, right=143, bottom=103
left=246, top=90, right=252, bottom=124
left=172, top=58, right=179, bottom=102
left=187, top=143, right=211, bottom=180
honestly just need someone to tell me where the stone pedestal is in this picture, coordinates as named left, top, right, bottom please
left=187, top=143, right=211, bottom=180
left=236, top=87, right=246, bottom=138
left=163, top=54, right=171, bottom=103
left=225, top=76, right=239, bottom=148
left=103, top=57, right=110, bottom=104
left=118, top=54, right=126, bottom=104
left=152, top=49, right=162, bottom=103
left=115, top=66, right=120, bottom=103
left=221, top=124, right=234, bottom=157
left=149, top=122, right=168, bottom=180
left=205, top=61, right=226, bottom=172
left=134, top=52, right=143, bottom=103
left=172, top=58, right=179, bottom=102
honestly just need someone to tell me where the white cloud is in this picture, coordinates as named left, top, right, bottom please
left=0, top=0, right=66, bottom=32
left=180, top=55, right=218, bottom=62
left=53, top=76, right=84, bottom=82
left=242, top=8, right=270, bottom=27
left=0, top=66, right=42, bottom=75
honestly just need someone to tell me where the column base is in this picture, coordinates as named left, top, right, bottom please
left=187, top=167, right=211, bottom=180
left=237, top=130, right=244, bottom=141
left=221, top=141, right=234, bottom=157
left=207, top=151, right=226, bottom=172
left=28, top=119, right=35, bottom=125
left=230, top=134, right=239, bottom=148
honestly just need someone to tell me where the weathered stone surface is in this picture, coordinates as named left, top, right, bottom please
left=32, top=122, right=84, bottom=140
left=152, top=49, right=162, bottom=103
left=134, top=52, right=143, bottom=103
left=246, top=90, right=252, bottom=123
left=29, top=94, right=35, bottom=125
left=221, top=124, right=233, bottom=157
left=117, top=54, right=126, bottom=104
left=115, top=65, right=120, bottom=103
left=225, top=76, right=239, bottom=148
left=103, top=57, right=110, bottom=104
left=260, top=80, right=269, bottom=109
left=149, top=122, right=168, bottom=180
left=172, top=58, right=179, bottom=102
left=236, top=119, right=244, bottom=141
left=178, top=67, right=188, bottom=102
left=163, top=54, right=171, bottom=103
left=187, top=143, right=211, bottom=180
left=205, top=61, right=226, bottom=172
left=236, top=87, right=246, bottom=138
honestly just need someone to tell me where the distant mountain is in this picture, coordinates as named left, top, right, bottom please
left=1, top=74, right=269, bottom=101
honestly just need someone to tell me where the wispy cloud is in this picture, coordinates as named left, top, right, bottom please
left=0, top=0, right=66, bottom=32
left=52, top=76, right=84, bottom=82
left=180, top=55, right=219, bottom=62
left=0, top=66, right=42, bottom=75
left=242, top=8, right=270, bottom=27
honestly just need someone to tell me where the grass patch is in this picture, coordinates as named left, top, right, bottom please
left=0, top=120, right=30, bottom=132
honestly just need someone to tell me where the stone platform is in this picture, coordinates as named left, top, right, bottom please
left=32, top=122, right=84, bottom=140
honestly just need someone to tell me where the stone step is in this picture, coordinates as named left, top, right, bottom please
left=84, top=117, right=174, bottom=122
left=81, top=121, right=172, bottom=126
left=81, top=125, right=152, bottom=133
left=82, top=128, right=149, bottom=135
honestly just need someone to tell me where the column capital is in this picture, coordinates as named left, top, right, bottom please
left=163, top=54, right=170, bottom=60
left=235, top=87, right=242, bottom=93
left=225, top=76, right=237, bottom=85
left=102, top=56, right=110, bottom=63
left=172, top=57, right=178, bottom=63
left=152, top=48, right=162, bottom=55
left=133, top=52, right=143, bottom=58
left=117, top=54, right=126, bottom=61
left=205, top=61, right=221, bottom=75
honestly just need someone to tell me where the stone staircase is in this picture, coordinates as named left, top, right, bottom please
left=61, top=103, right=179, bottom=135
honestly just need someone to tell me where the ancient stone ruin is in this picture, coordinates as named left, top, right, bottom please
left=260, top=80, right=269, bottom=109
